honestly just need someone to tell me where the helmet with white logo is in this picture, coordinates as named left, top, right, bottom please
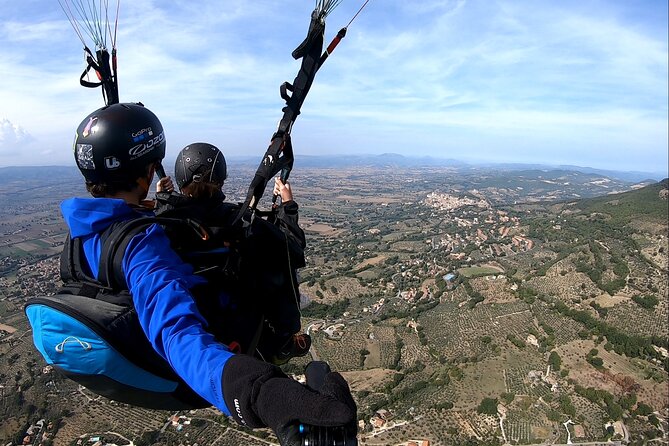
left=73, top=103, right=166, bottom=183
left=174, top=143, right=227, bottom=190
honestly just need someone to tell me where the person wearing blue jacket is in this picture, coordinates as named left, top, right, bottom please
left=65, top=102, right=356, bottom=445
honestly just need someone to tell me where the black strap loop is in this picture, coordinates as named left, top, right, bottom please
left=280, top=82, right=294, bottom=102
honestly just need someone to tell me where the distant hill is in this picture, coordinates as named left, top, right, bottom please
left=555, top=165, right=663, bottom=183
left=569, top=178, right=669, bottom=223
left=0, top=165, right=79, bottom=181
left=226, top=153, right=468, bottom=169
left=225, top=154, right=665, bottom=181
left=477, top=162, right=664, bottom=183
left=3, top=159, right=664, bottom=183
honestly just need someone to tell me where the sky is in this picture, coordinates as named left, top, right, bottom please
left=0, top=0, right=667, bottom=175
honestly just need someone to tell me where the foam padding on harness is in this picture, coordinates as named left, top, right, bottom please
left=26, top=297, right=178, bottom=394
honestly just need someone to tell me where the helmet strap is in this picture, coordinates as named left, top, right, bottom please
left=210, top=151, right=221, bottom=183
left=136, top=164, right=155, bottom=201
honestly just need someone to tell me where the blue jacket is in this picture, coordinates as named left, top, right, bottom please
left=61, top=197, right=234, bottom=415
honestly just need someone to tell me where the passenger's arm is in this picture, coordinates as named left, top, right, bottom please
left=276, top=200, right=306, bottom=250
left=268, top=170, right=306, bottom=253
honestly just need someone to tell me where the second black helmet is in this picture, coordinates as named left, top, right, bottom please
left=174, top=143, right=227, bottom=190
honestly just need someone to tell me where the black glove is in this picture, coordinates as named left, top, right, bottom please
left=222, top=355, right=356, bottom=445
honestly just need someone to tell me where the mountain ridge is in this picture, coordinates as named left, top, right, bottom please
left=4, top=156, right=664, bottom=183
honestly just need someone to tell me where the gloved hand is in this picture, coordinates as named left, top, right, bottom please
left=222, top=355, right=356, bottom=446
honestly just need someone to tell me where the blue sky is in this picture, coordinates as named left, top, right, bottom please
left=1, top=0, right=667, bottom=174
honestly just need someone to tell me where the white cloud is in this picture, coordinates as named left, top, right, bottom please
left=1, top=20, right=67, bottom=42
left=0, top=118, right=33, bottom=154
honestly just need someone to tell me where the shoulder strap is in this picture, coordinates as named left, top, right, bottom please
left=98, top=216, right=213, bottom=291
left=59, top=233, right=76, bottom=283
left=60, top=233, right=110, bottom=297
left=98, top=217, right=160, bottom=291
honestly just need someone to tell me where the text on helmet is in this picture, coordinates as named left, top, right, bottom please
left=132, top=127, right=154, bottom=141
left=128, top=132, right=165, bottom=160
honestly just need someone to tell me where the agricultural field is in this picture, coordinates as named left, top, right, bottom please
left=458, top=265, right=505, bottom=278
left=557, top=340, right=668, bottom=411
left=1, top=167, right=667, bottom=445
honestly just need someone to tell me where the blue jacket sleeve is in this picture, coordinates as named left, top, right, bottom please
left=122, top=223, right=234, bottom=415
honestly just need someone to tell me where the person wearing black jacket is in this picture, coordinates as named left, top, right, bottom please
left=155, top=142, right=311, bottom=364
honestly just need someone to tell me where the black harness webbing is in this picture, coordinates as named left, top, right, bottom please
left=61, top=217, right=164, bottom=294
left=61, top=235, right=92, bottom=295
left=61, top=215, right=263, bottom=356
left=98, top=217, right=162, bottom=291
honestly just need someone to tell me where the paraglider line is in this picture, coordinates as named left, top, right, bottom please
left=57, top=0, right=86, bottom=46
left=113, top=0, right=120, bottom=47
left=346, top=0, right=370, bottom=28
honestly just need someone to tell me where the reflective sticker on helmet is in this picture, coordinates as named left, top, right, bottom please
left=76, top=144, right=95, bottom=170
left=128, top=132, right=165, bottom=160
left=105, top=156, right=121, bottom=170
left=82, top=117, right=98, bottom=138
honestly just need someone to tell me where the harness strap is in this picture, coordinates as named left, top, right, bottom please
left=72, top=237, right=103, bottom=284
left=98, top=217, right=162, bottom=290
left=59, top=234, right=75, bottom=283
left=80, top=59, right=102, bottom=88
left=61, top=214, right=266, bottom=356
left=98, top=216, right=213, bottom=291
left=60, top=233, right=109, bottom=297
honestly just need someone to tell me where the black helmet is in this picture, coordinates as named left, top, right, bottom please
left=73, top=103, right=166, bottom=183
left=174, top=142, right=227, bottom=190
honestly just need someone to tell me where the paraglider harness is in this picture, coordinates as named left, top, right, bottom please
left=153, top=193, right=307, bottom=347
left=26, top=194, right=311, bottom=408
left=27, top=217, right=214, bottom=409
left=26, top=197, right=309, bottom=409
